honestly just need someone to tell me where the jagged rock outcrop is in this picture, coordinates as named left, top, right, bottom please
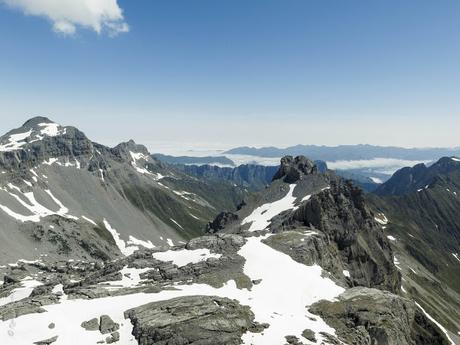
left=310, top=287, right=451, bottom=345
left=272, top=155, right=318, bottom=183
left=206, top=211, right=239, bottom=234
left=124, top=296, right=264, bottom=345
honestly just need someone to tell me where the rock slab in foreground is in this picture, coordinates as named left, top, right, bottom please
left=309, top=287, right=451, bottom=345
left=124, top=295, right=263, bottom=345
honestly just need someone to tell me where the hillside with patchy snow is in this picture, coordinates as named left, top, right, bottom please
left=0, top=154, right=454, bottom=345
left=0, top=117, right=248, bottom=264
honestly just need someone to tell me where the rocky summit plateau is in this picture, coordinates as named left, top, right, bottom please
left=0, top=118, right=459, bottom=345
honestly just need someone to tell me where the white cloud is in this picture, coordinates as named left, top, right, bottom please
left=2, top=0, right=129, bottom=36
left=326, top=158, right=431, bottom=173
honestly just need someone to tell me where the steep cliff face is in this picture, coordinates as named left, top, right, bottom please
left=287, top=178, right=400, bottom=292
left=367, top=157, right=460, bottom=340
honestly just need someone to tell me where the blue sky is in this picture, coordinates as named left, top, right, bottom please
left=0, top=0, right=459, bottom=152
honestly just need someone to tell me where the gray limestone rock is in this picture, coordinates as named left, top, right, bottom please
left=106, top=331, right=120, bottom=344
left=33, top=336, right=58, bottom=345
left=124, top=296, right=263, bottom=345
left=99, top=314, right=120, bottom=334
left=81, top=317, right=100, bottom=331
left=309, top=287, right=451, bottom=345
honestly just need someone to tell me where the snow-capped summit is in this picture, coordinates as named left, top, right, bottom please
left=0, top=116, right=67, bottom=152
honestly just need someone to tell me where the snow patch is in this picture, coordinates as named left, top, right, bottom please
left=0, top=130, right=32, bottom=152
left=129, top=151, right=164, bottom=181
left=103, top=219, right=138, bottom=256
left=127, top=236, right=155, bottom=249
left=374, top=213, right=389, bottom=225
left=242, top=184, right=298, bottom=232
left=300, top=194, right=311, bottom=202
left=0, top=277, right=42, bottom=307
left=370, top=177, right=383, bottom=184
left=152, top=248, right=221, bottom=267
left=100, top=266, right=151, bottom=290
left=38, top=123, right=65, bottom=137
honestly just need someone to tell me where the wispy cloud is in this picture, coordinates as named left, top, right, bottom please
left=2, top=0, right=129, bottom=36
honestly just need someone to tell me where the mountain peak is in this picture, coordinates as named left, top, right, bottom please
left=272, top=155, right=318, bottom=183
left=22, top=116, right=56, bottom=128
left=114, top=140, right=150, bottom=156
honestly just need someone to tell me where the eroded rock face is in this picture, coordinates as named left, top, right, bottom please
left=124, top=296, right=263, bottom=345
left=309, top=287, right=450, bottom=345
left=285, top=178, right=400, bottom=293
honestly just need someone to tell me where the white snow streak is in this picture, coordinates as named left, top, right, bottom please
left=82, top=216, right=97, bottom=226
left=170, top=218, right=184, bottom=230
left=242, top=184, right=298, bottom=232
left=415, top=302, right=455, bottom=345
left=0, top=185, right=77, bottom=222
left=103, top=219, right=138, bottom=256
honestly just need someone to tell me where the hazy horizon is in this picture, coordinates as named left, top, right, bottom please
left=1, top=1, right=460, bottom=150
left=1, top=115, right=460, bottom=156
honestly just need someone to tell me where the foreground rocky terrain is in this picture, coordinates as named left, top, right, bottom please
left=0, top=150, right=457, bottom=344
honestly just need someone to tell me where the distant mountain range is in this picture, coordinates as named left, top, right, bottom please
left=225, top=144, right=460, bottom=161
left=153, top=153, right=234, bottom=166
left=153, top=144, right=460, bottom=186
